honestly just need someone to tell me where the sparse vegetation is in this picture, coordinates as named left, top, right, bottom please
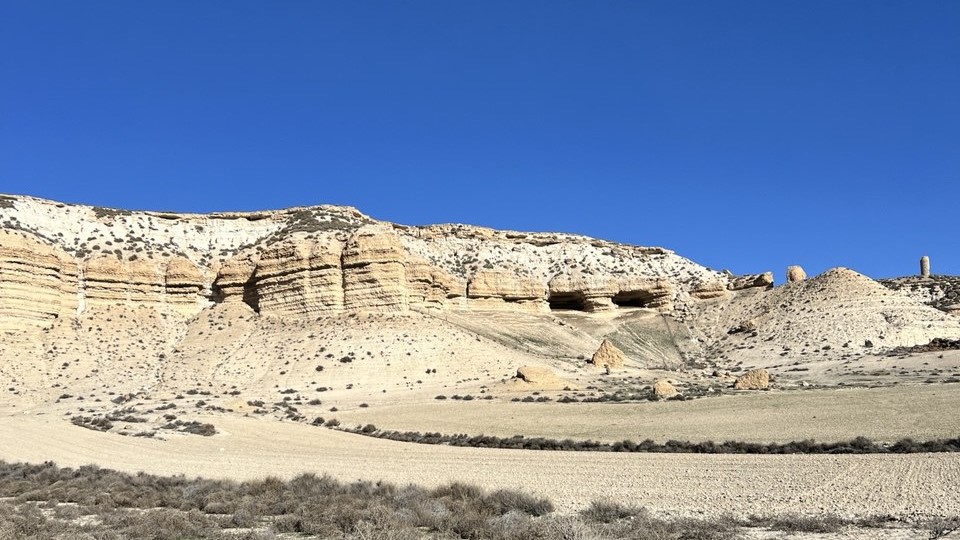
left=331, top=426, right=960, bottom=454
left=0, top=461, right=903, bottom=540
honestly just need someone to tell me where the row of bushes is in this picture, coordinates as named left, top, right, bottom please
left=2, top=460, right=919, bottom=540
left=336, top=426, right=960, bottom=454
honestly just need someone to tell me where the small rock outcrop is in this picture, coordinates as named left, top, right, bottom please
left=590, top=339, right=626, bottom=370
left=786, top=266, right=807, bottom=283
left=728, top=272, right=774, bottom=291
left=690, top=279, right=729, bottom=300
left=734, top=369, right=769, bottom=390
left=513, top=365, right=574, bottom=390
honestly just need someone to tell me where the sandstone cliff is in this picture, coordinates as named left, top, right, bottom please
left=0, top=194, right=752, bottom=332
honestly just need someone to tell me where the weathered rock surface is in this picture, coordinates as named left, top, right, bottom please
left=467, top=269, right=546, bottom=311
left=255, top=236, right=344, bottom=316
left=590, top=339, right=626, bottom=370
left=734, top=369, right=770, bottom=390
left=0, top=231, right=77, bottom=332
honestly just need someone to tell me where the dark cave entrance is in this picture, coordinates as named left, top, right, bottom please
left=547, top=292, right=589, bottom=311
left=612, top=291, right=654, bottom=308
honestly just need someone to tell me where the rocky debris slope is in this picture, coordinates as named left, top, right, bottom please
left=694, top=268, right=960, bottom=367
left=880, top=275, right=960, bottom=316
left=0, top=194, right=761, bottom=334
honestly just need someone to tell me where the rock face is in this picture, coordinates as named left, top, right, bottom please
left=342, top=227, right=408, bottom=311
left=590, top=339, right=626, bottom=370
left=254, top=236, right=344, bottom=316
left=734, top=369, right=769, bottom=390
left=653, top=379, right=679, bottom=398
left=786, top=266, right=807, bottom=283
left=467, top=269, right=545, bottom=312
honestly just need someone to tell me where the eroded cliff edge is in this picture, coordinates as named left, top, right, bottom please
left=0, top=194, right=772, bottom=331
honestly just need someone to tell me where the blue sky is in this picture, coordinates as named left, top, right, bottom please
left=1, top=2, right=957, bottom=280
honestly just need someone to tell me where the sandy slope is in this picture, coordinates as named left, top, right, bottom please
left=1, top=413, right=958, bottom=519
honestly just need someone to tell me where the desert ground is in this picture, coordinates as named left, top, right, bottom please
left=2, top=412, right=960, bottom=519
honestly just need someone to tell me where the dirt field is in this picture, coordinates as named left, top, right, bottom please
left=336, top=384, right=960, bottom=444
left=1, top=412, right=959, bottom=518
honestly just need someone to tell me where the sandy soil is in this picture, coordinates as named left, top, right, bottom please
left=336, top=384, right=960, bottom=443
left=1, top=413, right=958, bottom=519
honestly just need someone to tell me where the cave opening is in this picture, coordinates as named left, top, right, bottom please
left=612, top=291, right=653, bottom=308
left=547, top=292, right=588, bottom=311
left=242, top=279, right=261, bottom=313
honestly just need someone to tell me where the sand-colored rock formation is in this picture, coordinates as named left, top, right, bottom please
left=341, top=227, right=408, bottom=311
left=405, top=257, right=465, bottom=311
left=467, top=269, right=546, bottom=311
left=254, top=236, right=345, bottom=316
left=0, top=195, right=738, bottom=327
left=734, top=369, right=770, bottom=390
left=213, top=257, right=258, bottom=307
left=0, top=231, right=77, bottom=332
left=590, top=339, right=626, bottom=370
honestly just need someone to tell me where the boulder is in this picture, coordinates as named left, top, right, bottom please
left=653, top=379, right=679, bottom=399
left=590, top=339, right=626, bottom=370
left=786, top=266, right=807, bottom=283
left=516, top=366, right=557, bottom=384
left=734, top=369, right=769, bottom=390
left=512, top=365, right=575, bottom=390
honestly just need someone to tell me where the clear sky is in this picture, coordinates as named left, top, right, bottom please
left=2, top=2, right=957, bottom=280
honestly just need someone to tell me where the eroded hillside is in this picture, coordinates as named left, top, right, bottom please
left=2, top=193, right=959, bottom=405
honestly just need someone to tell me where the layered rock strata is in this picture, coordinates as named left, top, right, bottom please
left=0, top=194, right=773, bottom=329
